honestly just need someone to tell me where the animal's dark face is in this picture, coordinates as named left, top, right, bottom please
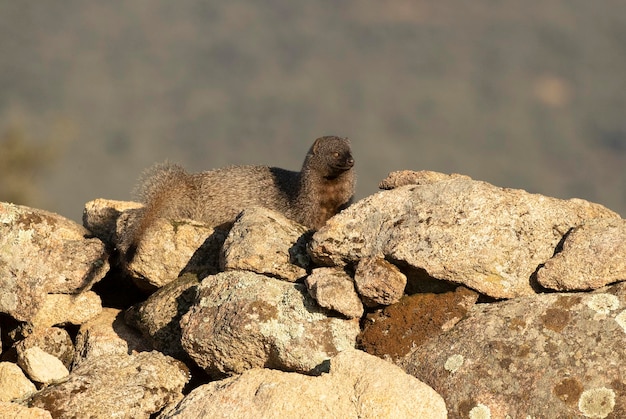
left=329, top=147, right=354, bottom=172
left=311, top=136, right=354, bottom=178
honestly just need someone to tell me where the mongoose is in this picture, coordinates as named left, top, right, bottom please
left=118, top=135, right=355, bottom=259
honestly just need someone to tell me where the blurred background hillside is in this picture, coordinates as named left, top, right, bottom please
left=1, top=0, right=625, bottom=221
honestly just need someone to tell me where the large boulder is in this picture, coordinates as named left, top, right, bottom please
left=160, top=349, right=447, bottom=419
left=180, top=271, right=360, bottom=376
left=400, top=282, right=626, bottom=418
left=0, top=202, right=109, bottom=322
left=28, top=352, right=189, bottom=418
left=309, top=171, right=619, bottom=299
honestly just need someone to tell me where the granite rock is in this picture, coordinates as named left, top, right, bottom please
left=537, top=217, right=626, bottom=291
left=221, top=207, right=310, bottom=282
left=160, top=349, right=447, bottom=419
left=309, top=171, right=619, bottom=299
left=354, top=256, right=407, bottom=307
left=117, top=212, right=227, bottom=290
left=305, top=267, right=364, bottom=318
left=400, top=283, right=626, bottom=418
left=0, top=202, right=109, bottom=322
left=29, top=352, right=189, bottom=418
left=180, top=271, right=360, bottom=376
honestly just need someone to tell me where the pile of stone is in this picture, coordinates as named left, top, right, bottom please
left=1, top=170, right=625, bottom=418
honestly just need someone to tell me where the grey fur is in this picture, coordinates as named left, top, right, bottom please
left=118, top=136, right=355, bottom=260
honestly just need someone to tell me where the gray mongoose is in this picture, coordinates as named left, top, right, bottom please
left=118, top=135, right=355, bottom=259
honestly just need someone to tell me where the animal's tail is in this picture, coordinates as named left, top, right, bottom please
left=117, top=162, right=190, bottom=263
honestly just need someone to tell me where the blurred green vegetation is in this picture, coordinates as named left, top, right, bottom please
left=0, top=1, right=625, bottom=219
left=0, top=125, right=51, bottom=205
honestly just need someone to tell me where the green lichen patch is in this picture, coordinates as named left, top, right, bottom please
left=578, top=387, right=615, bottom=418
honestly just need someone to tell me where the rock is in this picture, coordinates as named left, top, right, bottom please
left=537, top=218, right=626, bottom=291
left=0, top=362, right=37, bottom=401
left=0, top=402, right=52, bottom=419
left=221, top=207, right=310, bottom=282
left=399, top=282, right=626, bottom=418
left=379, top=170, right=470, bottom=189
left=0, top=202, right=109, bottom=322
left=17, top=347, right=69, bottom=384
left=73, top=308, right=151, bottom=368
left=160, top=349, right=447, bottom=419
left=29, top=351, right=189, bottom=418
left=125, top=274, right=200, bottom=360
left=29, top=291, right=102, bottom=328
left=358, top=287, right=478, bottom=361
left=309, top=171, right=620, bottom=299
left=304, top=267, right=364, bottom=318
left=15, top=327, right=75, bottom=368
left=117, top=213, right=227, bottom=289
left=83, top=198, right=143, bottom=246
left=354, top=257, right=407, bottom=307
left=180, top=271, right=360, bottom=376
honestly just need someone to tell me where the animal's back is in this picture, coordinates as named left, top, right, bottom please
left=190, top=165, right=299, bottom=226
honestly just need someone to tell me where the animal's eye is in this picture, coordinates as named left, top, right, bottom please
left=334, top=152, right=340, bottom=157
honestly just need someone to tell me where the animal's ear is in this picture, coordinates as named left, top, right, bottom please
left=311, top=137, right=324, bottom=155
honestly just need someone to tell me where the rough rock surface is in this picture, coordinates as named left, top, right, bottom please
left=221, top=207, right=310, bottom=281
left=17, top=347, right=69, bottom=384
left=537, top=217, right=626, bottom=291
left=378, top=170, right=471, bottom=189
left=180, top=271, right=360, bottom=376
left=354, top=256, right=407, bottom=307
left=83, top=198, right=143, bottom=246
left=309, top=171, right=620, bottom=298
left=29, top=351, right=189, bottom=418
left=125, top=274, right=200, bottom=360
left=0, top=362, right=37, bottom=401
left=117, top=214, right=227, bottom=289
left=305, top=267, right=364, bottom=318
left=0, top=402, right=52, bottom=419
left=29, top=291, right=102, bottom=328
left=0, top=202, right=109, bottom=322
left=15, top=327, right=75, bottom=368
left=73, top=308, right=151, bottom=367
left=358, top=287, right=478, bottom=361
left=160, top=349, right=447, bottom=419
left=400, top=282, right=626, bottom=419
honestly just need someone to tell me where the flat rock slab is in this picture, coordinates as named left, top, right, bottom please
left=180, top=271, right=360, bottom=376
left=537, top=218, right=626, bottom=291
left=0, top=202, right=109, bottom=322
left=160, top=349, right=447, bottom=419
left=309, top=171, right=619, bottom=299
left=399, top=282, right=626, bottom=419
